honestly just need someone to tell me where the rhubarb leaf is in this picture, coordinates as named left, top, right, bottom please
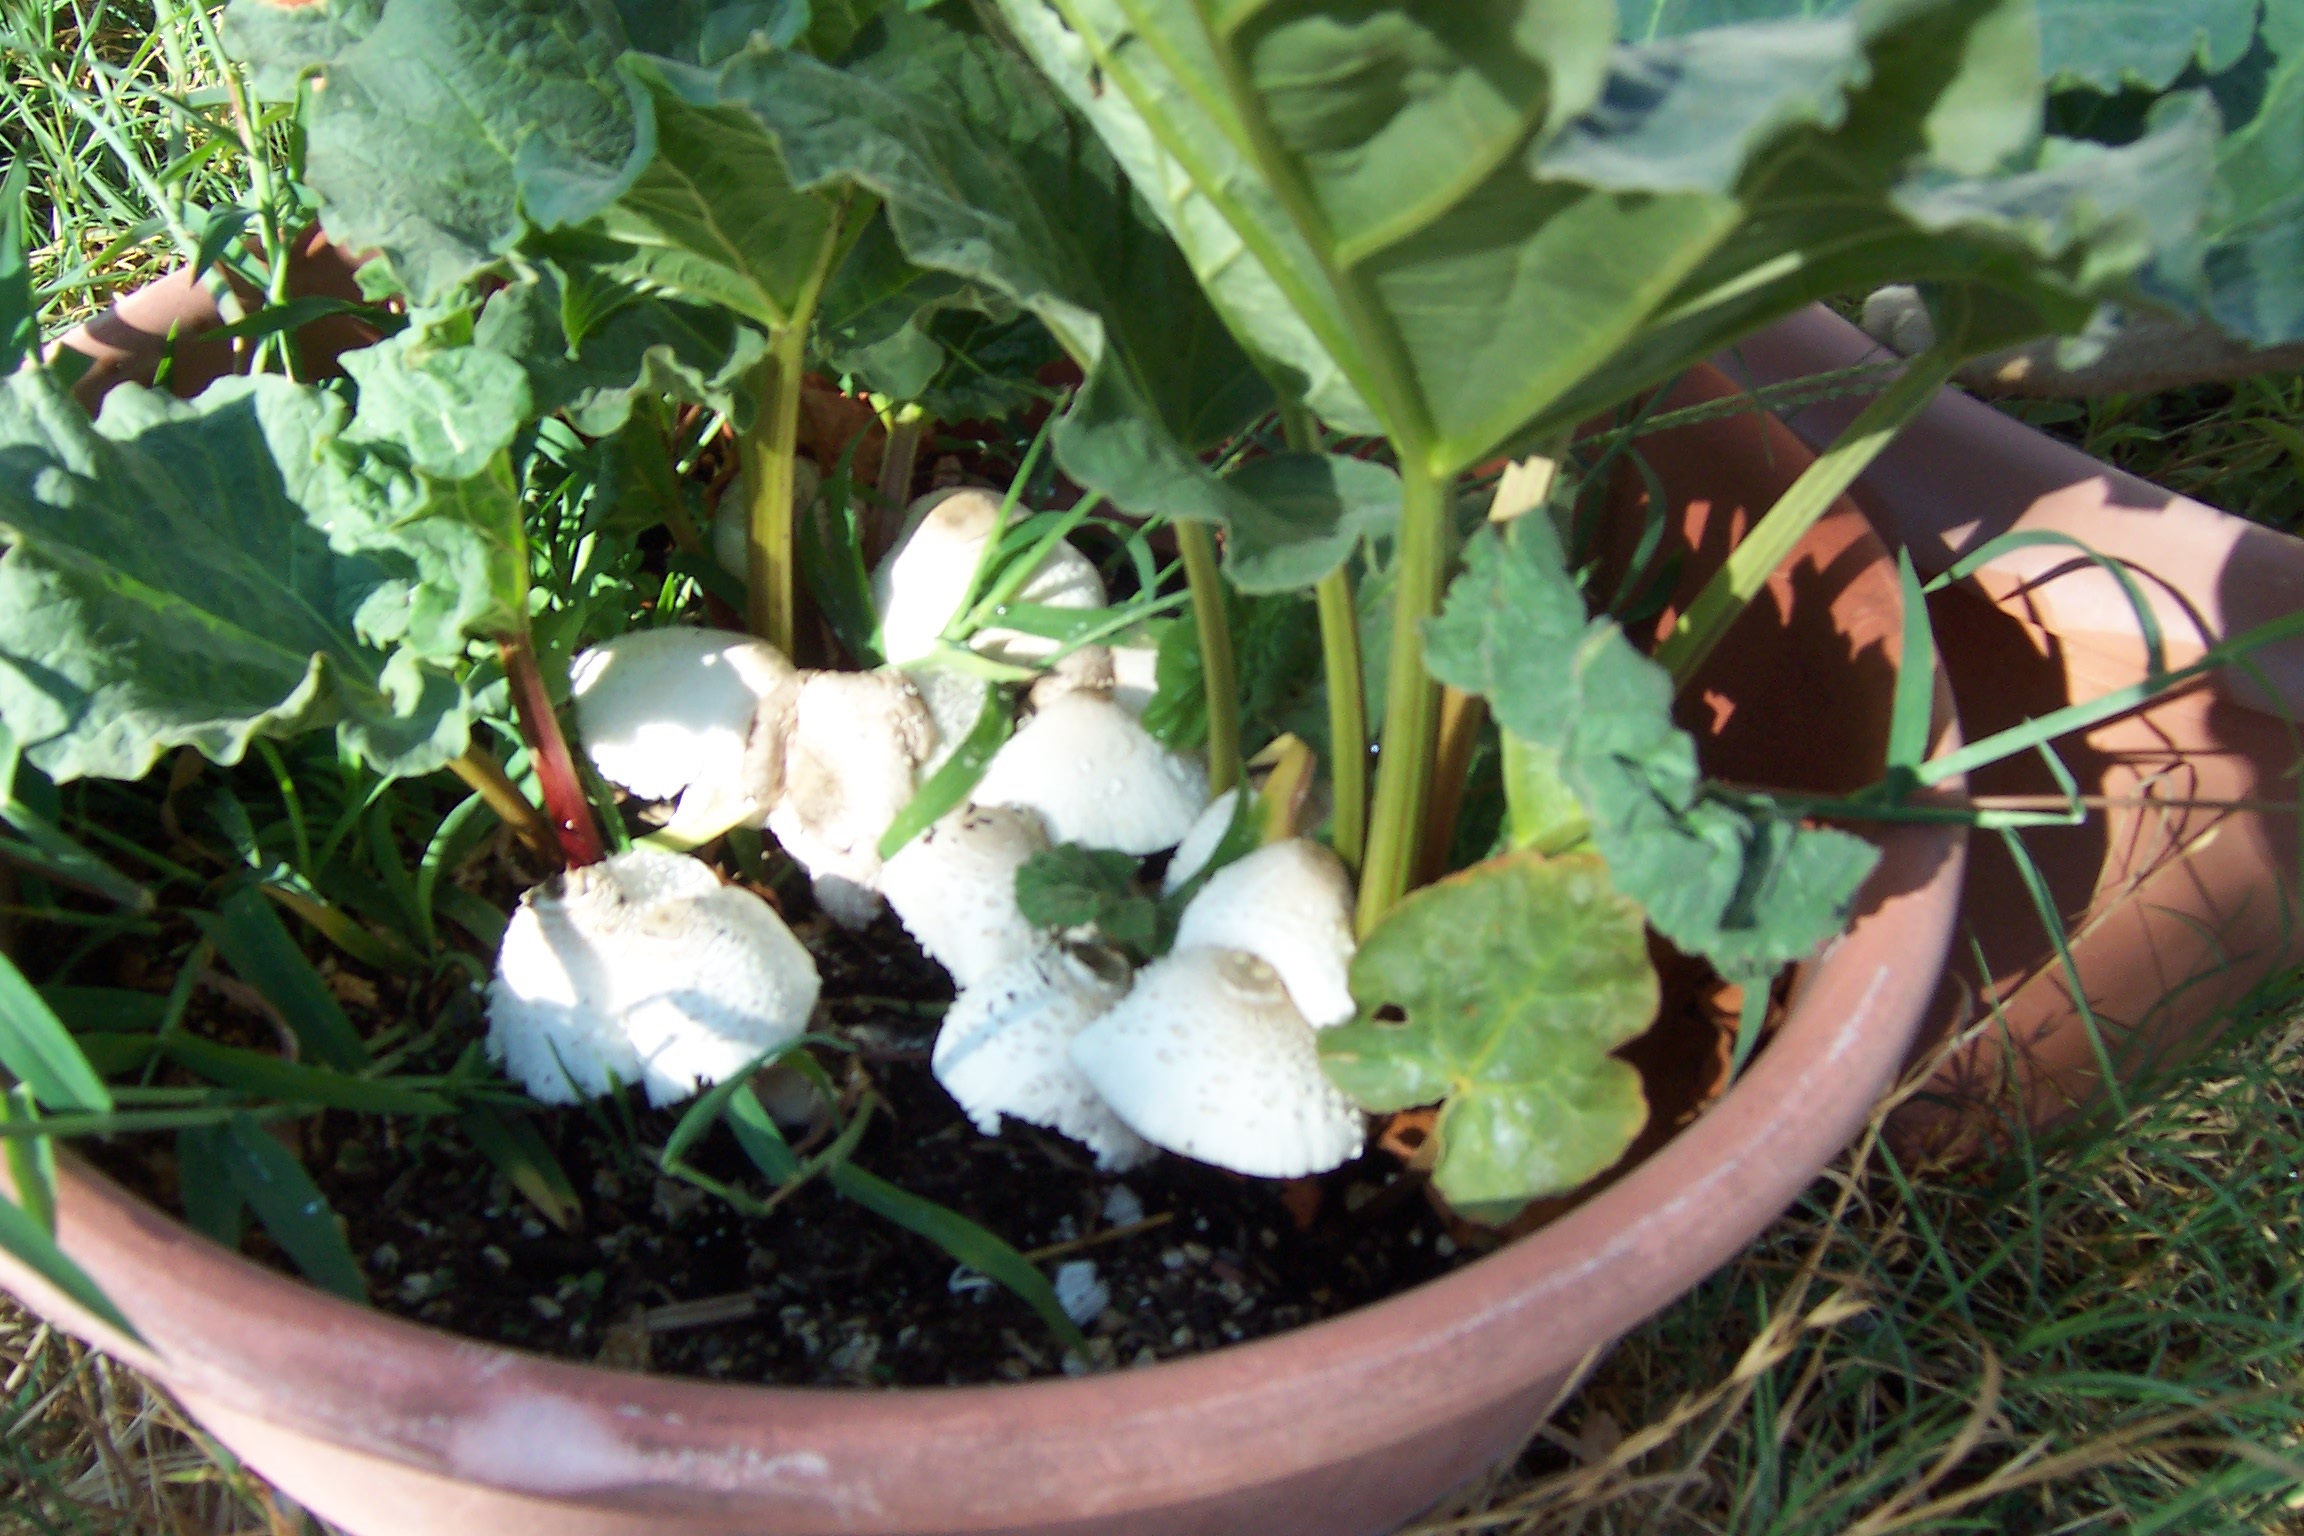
left=1425, top=517, right=1879, bottom=983
left=1220, top=453, right=1401, bottom=595
left=1321, top=850, right=1656, bottom=1222
left=0, top=369, right=480, bottom=782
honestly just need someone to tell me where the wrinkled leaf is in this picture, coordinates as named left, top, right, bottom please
left=475, top=262, right=768, bottom=435
left=2037, top=0, right=2260, bottom=90
left=1321, top=850, right=1657, bottom=1221
left=1222, top=453, right=1401, bottom=594
left=0, top=370, right=484, bottom=782
left=1014, top=842, right=1160, bottom=956
left=1002, top=0, right=2213, bottom=471
left=341, top=317, right=531, bottom=480
left=2199, top=21, right=2304, bottom=345
left=1426, top=517, right=1878, bottom=982
left=688, top=11, right=1274, bottom=526
left=230, top=0, right=647, bottom=300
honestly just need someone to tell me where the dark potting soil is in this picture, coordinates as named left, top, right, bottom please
left=84, top=875, right=1746, bottom=1390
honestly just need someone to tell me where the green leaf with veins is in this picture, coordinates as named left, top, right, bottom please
left=0, top=369, right=481, bottom=783
left=998, top=0, right=2214, bottom=473
left=602, top=55, right=850, bottom=332
left=475, top=263, right=769, bottom=434
left=1321, top=850, right=1656, bottom=1222
left=2200, top=17, right=2304, bottom=345
left=1014, top=843, right=1161, bottom=958
left=614, top=0, right=809, bottom=63
left=229, top=0, right=648, bottom=302
left=341, top=316, right=531, bottom=480
left=1425, top=517, right=1878, bottom=982
left=686, top=10, right=1274, bottom=527
left=1221, top=452, right=1401, bottom=594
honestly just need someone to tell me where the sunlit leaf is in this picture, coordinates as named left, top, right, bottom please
left=0, top=950, right=113, bottom=1114
left=1322, top=850, right=1656, bottom=1222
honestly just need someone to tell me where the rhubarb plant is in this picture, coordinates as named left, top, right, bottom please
left=0, top=0, right=2280, bottom=1343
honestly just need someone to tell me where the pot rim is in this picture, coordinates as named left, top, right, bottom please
left=1, top=368, right=1970, bottom=1531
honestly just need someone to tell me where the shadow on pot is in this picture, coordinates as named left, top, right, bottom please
left=1730, top=306, right=2304, bottom=1160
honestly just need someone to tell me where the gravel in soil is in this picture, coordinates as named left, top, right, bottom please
left=85, top=878, right=1739, bottom=1391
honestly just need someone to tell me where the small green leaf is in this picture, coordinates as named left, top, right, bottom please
left=196, top=886, right=369, bottom=1072
left=1500, top=732, right=1590, bottom=855
left=1322, top=851, right=1658, bottom=1223
left=0, top=951, right=113, bottom=1114
left=214, top=1113, right=367, bottom=1303
left=459, top=1106, right=580, bottom=1233
left=1221, top=453, right=1402, bottom=595
left=0, top=1190, right=141, bottom=1342
left=1427, top=519, right=1878, bottom=982
left=341, top=321, right=532, bottom=481
left=1014, top=844, right=1160, bottom=957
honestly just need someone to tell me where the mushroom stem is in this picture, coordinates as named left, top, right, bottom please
left=1177, top=520, right=1240, bottom=797
left=500, top=633, right=607, bottom=870
left=1357, top=456, right=1451, bottom=936
left=446, top=743, right=559, bottom=864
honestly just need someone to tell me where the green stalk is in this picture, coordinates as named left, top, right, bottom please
left=1177, top=521, right=1241, bottom=796
left=1355, top=458, right=1452, bottom=936
left=741, top=201, right=854, bottom=655
left=1654, top=346, right=1961, bottom=686
left=1280, top=401, right=1367, bottom=871
left=741, top=321, right=810, bottom=655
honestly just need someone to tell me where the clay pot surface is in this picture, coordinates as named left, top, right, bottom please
left=1730, top=307, right=2304, bottom=1156
left=0, top=364, right=1963, bottom=1535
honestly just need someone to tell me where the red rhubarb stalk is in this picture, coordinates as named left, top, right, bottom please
left=501, top=633, right=607, bottom=869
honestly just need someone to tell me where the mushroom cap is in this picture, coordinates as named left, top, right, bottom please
left=486, top=848, right=821, bottom=1108
left=881, top=803, right=1051, bottom=990
left=872, top=487, right=1107, bottom=667
left=972, top=691, right=1208, bottom=854
left=1068, top=947, right=1364, bottom=1179
left=1173, top=838, right=1358, bottom=1027
left=571, top=628, right=794, bottom=809
left=713, top=458, right=823, bottom=581
left=904, top=663, right=993, bottom=776
left=1161, top=788, right=1242, bottom=897
left=933, top=946, right=1151, bottom=1171
left=763, top=668, right=937, bottom=927
left=1109, top=642, right=1160, bottom=716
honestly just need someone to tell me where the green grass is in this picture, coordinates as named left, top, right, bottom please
left=2, top=3, right=2303, bottom=1534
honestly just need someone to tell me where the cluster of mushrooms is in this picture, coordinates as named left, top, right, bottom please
left=486, top=487, right=1367, bottom=1180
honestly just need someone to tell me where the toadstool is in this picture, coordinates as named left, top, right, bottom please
left=933, top=945, right=1151, bottom=1171
left=487, top=848, right=821, bottom=1108
left=1068, top=946, right=1364, bottom=1178
left=762, top=668, right=937, bottom=927
left=570, top=627, right=794, bottom=842
left=1173, top=838, right=1357, bottom=1027
left=873, top=487, right=1106, bottom=667
left=972, top=690, right=1207, bottom=854
left=880, top=803, right=1051, bottom=990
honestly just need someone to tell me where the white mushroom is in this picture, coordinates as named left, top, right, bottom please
left=1109, top=641, right=1160, bottom=716
left=972, top=691, right=1208, bottom=854
left=763, top=668, right=937, bottom=928
left=933, top=946, right=1151, bottom=1171
left=904, top=663, right=993, bottom=776
left=486, top=848, right=820, bottom=1108
left=1173, top=839, right=1357, bottom=1027
left=570, top=628, right=795, bottom=839
left=881, top=803, right=1050, bottom=990
left=1161, top=788, right=1242, bottom=896
left=873, top=487, right=1107, bottom=667
left=713, top=458, right=823, bottom=581
left=1069, top=947, right=1364, bottom=1179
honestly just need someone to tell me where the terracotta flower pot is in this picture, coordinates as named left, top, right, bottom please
left=0, top=360, right=1962, bottom=1534
left=1730, top=306, right=2304, bottom=1157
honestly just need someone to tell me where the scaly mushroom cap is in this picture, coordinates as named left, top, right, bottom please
left=972, top=691, right=1208, bottom=854
left=873, top=487, right=1107, bottom=667
left=571, top=629, right=795, bottom=815
left=763, top=669, right=937, bottom=928
left=486, top=849, right=820, bottom=1108
left=1069, top=947, right=1364, bottom=1178
left=713, top=458, right=823, bottom=581
left=881, top=803, right=1050, bottom=990
left=934, top=946, right=1151, bottom=1171
left=1173, top=838, right=1358, bottom=1027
